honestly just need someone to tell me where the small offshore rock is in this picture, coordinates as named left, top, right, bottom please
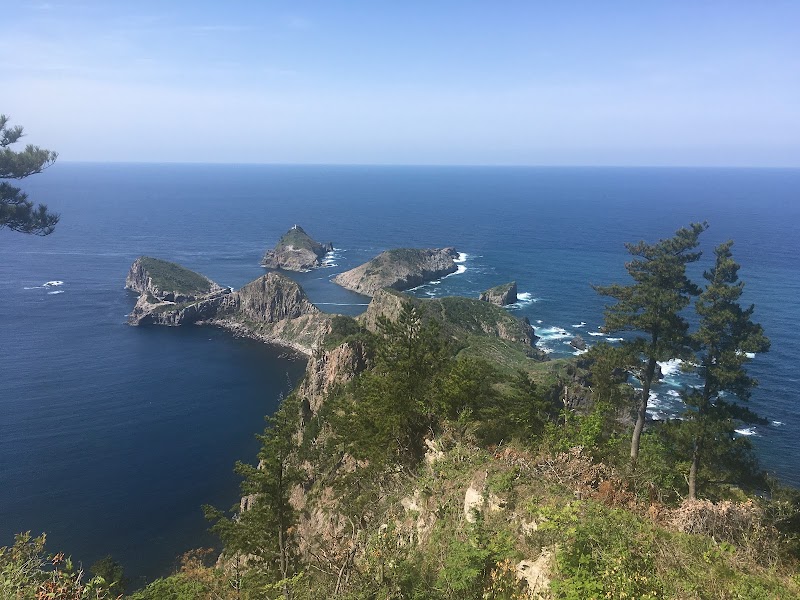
left=479, top=281, right=518, bottom=306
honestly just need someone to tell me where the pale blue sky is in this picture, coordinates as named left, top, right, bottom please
left=3, top=1, right=799, bottom=166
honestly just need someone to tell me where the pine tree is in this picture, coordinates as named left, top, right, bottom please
left=205, top=398, right=300, bottom=599
left=594, top=222, right=707, bottom=464
left=684, top=241, right=770, bottom=498
left=0, top=114, right=59, bottom=235
left=347, top=302, right=450, bottom=466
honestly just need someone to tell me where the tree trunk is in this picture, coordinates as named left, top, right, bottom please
left=631, top=356, right=657, bottom=464
left=688, top=438, right=701, bottom=500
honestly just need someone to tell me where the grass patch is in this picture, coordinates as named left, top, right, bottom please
left=139, top=257, right=214, bottom=295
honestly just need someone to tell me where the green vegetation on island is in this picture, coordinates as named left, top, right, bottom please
left=262, top=225, right=333, bottom=271
left=135, top=257, right=217, bottom=296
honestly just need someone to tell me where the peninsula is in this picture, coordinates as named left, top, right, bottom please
left=261, top=225, right=333, bottom=271
left=332, top=247, right=460, bottom=296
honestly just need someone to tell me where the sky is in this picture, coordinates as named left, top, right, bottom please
left=3, top=1, right=799, bottom=166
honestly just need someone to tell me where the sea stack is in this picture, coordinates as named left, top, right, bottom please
left=479, top=281, right=518, bottom=306
left=261, top=225, right=334, bottom=271
left=333, top=247, right=460, bottom=297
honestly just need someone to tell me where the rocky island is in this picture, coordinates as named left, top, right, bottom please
left=332, top=247, right=460, bottom=296
left=479, top=281, right=518, bottom=306
left=261, top=225, right=333, bottom=271
left=126, top=257, right=331, bottom=354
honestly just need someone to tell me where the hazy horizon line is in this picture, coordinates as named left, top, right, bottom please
left=54, top=160, right=800, bottom=170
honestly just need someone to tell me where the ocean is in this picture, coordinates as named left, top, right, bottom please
left=1, top=163, right=798, bottom=582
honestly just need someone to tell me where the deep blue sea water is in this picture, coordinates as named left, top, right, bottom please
left=2, top=163, right=798, bottom=583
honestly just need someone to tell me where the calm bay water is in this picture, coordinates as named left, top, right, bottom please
left=1, top=163, right=798, bottom=582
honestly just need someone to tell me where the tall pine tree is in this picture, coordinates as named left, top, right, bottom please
left=684, top=240, right=769, bottom=498
left=595, top=222, right=707, bottom=463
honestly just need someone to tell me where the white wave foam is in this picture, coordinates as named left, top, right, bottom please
left=572, top=321, right=587, bottom=328
left=454, top=252, right=468, bottom=263
left=535, top=319, right=543, bottom=324
left=588, top=331, right=605, bottom=337
left=666, top=389, right=681, bottom=398
left=606, top=337, right=623, bottom=343
left=443, top=265, right=466, bottom=278
left=572, top=348, right=588, bottom=356
left=735, top=427, right=757, bottom=436
left=23, top=286, right=43, bottom=290
left=744, top=352, right=756, bottom=359
left=772, top=420, right=784, bottom=427
left=536, top=326, right=570, bottom=340
left=658, top=359, right=683, bottom=378
left=44, top=281, right=64, bottom=287
left=47, top=290, right=64, bottom=295
left=509, top=292, right=539, bottom=308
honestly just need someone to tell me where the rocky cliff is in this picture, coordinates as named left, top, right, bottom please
left=126, top=258, right=330, bottom=355
left=261, top=225, right=333, bottom=271
left=126, top=256, right=222, bottom=302
left=332, top=247, right=459, bottom=296
left=215, top=273, right=332, bottom=354
left=297, top=340, right=371, bottom=416
left=479, top=281, right=518, bottom=306
left=126, top=257, right=231, bottom=326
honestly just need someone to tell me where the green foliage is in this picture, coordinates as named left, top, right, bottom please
left=0, top=532, right=115, bottom=599
left=0, top=114, right=59, bottom=235
left=323, top=315, right=373, bottom=350
left=90, top=555, right=128, bottom=596
left=276, top=225, right=329, bottom=255
left=548, top=503, right=664, bottom=599
left=595, top=222, right=707, bottom=462
left=138, top=257, right=215, bottom=295
left=681, top=240, right=771, bottom=498
left=127, top=574, right=208, bottom=600
left=342, top=303, right=451, bottom=466
left=206, top=397, right=301, bottom=587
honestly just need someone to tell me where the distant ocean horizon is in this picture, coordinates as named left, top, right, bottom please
left=2, top=163, right=798, bottom=583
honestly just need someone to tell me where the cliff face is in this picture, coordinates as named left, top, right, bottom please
left=126, top=257, right=230, bottom=326
left=223, top=272, right=320, bottom=322
left=128, top=289, right=231, bottom=326
left=125, top=256, right=222, bottom=302
left=297, top=341, right=371, bottom=416
left=126, top=259, right=330, bottom=355
left=214, top=273, right=331, bottom=354
left=332, top=247, right=459, bottom=296
left=480, top=281, right=518, bottom=306
left=261, top=225, right=333, bottom=271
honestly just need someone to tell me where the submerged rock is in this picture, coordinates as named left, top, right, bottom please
left=261, top=225, right=333, bottom=271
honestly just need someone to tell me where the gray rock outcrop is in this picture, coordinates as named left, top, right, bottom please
left=479, top=281, right=518, bottom=306
left=261, top=225, right=333, bottom=271
left=332, top=247, right=459, bottom=296
left=570, top=335, right=587, bottom=351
